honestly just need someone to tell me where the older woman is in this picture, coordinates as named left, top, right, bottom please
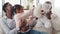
left=33, top=1, right=52, bottom=34
left=0, top=2, right=19, bottom=34
left=43, top=1, right=60, bottom=34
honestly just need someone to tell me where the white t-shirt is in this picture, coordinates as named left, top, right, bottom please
left=33, top=15, right=52, bottom=34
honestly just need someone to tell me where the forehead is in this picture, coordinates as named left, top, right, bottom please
left=7, top=4, right=12, bottom=6
left=43, top=3, right=51, bottom=7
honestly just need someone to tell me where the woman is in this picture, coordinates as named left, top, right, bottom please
left=43, top=1, right=60, bottom=34
left=0, top=2, right=19, bottom=34
left=33, top=2, right=52, bottom=34
left=13, top=4, right=41, bottom=34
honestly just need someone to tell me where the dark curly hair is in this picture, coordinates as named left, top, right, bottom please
left=3, top=2, right=9, bottom=12
left=45, top=1, right=51, bottom=4
left=12, top=4, right=23, bottom=14
left=45, top=1, right=52, bottom=10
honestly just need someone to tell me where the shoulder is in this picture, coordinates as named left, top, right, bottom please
left=0, top=16, right=6, bottom=22
left=14, top=13, right=22, bottom=23
left=51, top=13, right=58, bottom=19
left=14, top=13, right=21, bottom=19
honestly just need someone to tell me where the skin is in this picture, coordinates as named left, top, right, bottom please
left=5, top=4, right=12, bottom=19
left=42, top=2, right=52, bottom=20
left=16, top=7, right=24, bottom=14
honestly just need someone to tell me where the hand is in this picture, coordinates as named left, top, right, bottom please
left=29, top=7, right=35, bottom=15
left=46, top=11, right=52, bottom=19
left=27, top=18, right=36, bottom=26
left=20, top=19, right=27, bottom=27
left=20, top=26, right=29, bottom=32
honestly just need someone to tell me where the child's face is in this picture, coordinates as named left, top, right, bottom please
left=19, top=7, right=24, bottom=13
left=6, top=4, right=12, bottom=11
left=16, top=7, right=24, bottom=13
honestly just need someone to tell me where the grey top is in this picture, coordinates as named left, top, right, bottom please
left=0, top=16, right=19, bottom=34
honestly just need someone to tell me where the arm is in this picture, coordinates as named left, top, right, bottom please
left=51, top=14, right=60, bottom=31
left=21, top=7, right=35, bottom=19
left=0, top=19, right=19, bottom=34
left=26, top=16, right=38, bottom=29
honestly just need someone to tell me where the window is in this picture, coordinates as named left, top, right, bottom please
left=5, top=0, right=20, bottom=6
left=39, top=0, right=51, bottom=4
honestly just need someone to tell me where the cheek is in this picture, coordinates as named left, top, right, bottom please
left=7, top=6, right=11, bottom=10
left=6, top=11, right=11, bottom=15
left=9, top=11, right=12, bottom=14
left=20, top=10, right=24, bottom=12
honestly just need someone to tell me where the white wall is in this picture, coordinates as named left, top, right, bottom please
left=0, top=0, right=2, bottom=17
left=5, top=0, right=20, bottom=6
left=2, top=0, right=60, bottom=18
left=54, top=0, right=60, bottom=17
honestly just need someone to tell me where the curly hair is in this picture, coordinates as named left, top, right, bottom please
left=12, top=4, right=23, bottom=13
left=3, top=2, right=9, bottom=12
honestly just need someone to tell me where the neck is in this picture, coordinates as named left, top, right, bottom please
left=6, top=10, right=12, bottom=19
left=7, top=15, right=12, bottom=19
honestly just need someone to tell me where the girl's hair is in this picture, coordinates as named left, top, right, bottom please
left=12, top=4, right=23, bottom=14
left=3, top=2, right=9, bottom=12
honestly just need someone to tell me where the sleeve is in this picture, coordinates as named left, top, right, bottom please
left=8, top=20, right=16, bottom=29
left=29, top=19, right=37, bottom=28
left=44, top=21, right=51, bottom=29
left=21, top=7, right=35, bottom=19
left=14, top=14, right=21, bottom=28
left=0, top=19, right=19, bottom=34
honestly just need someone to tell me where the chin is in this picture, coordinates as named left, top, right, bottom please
left=40, top=13, right=45, bottom=15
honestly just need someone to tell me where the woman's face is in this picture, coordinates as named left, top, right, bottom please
left=43, top=3, right=52, bottom=11
left=6, top=4, right=12, bottom=11
left=6, top=4, right=12, bottom=17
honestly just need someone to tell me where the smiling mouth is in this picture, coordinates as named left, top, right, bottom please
left=41, top=10, right=44, bottom=12
left=40, top=10, right=45, bottom=15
